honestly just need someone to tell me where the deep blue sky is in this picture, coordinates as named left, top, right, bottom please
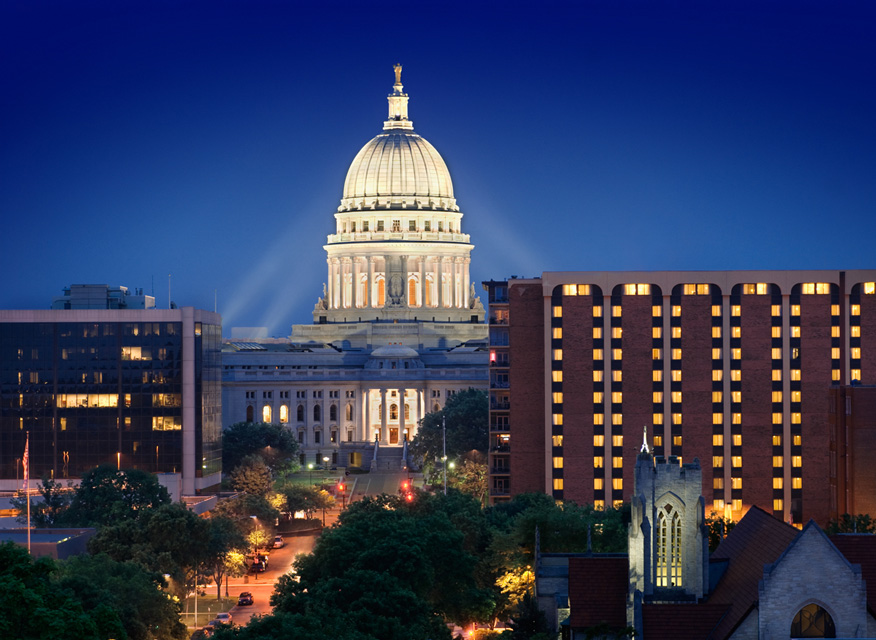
left=2, top=1, right=874, bottom=336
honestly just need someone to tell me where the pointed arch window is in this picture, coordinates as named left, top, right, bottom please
left=262, top=405, right=272, bottom=423
left=279, top=404, right=288, bottom=423
left=329, top=404, right=338, bottom=422
left=297, top=404, right=305, bottom=422
left=791, top=603, right=836, bottom=638
left=313, top=404, right=321, bottom=422
left=656, top=504, right=682, bottom=588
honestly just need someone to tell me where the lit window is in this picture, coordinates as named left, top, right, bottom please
left=653, top=327, right=662, bottom=339
left=653, top=435, right=663, bottom=446
left=552, top=457, right=564, bottom=469
left=731, top=477, right=742, bottom=489
left=612, top=306, right=622, bottom=317
left=802, top=282, right=831, bottom=295
left=612, top=391, right=623, bottom=403
left=731, top=456, right=742, bottom=468
left=672, top=327, right=682, bottom=339
left=790, top=391, right=801, bottom=403
left=852, top=369, right=861, bottom=381
left=613, top=500, right=624, bottom=509
left=773, top=434, right=782, bottom=446
left=612, top=327, right=623, bottom=339
left=773, top=456, right=784, bottom=467
left=772, top=326, right=782, bottom=338
left=713, top=499, right=725, bottom=511
left=593, top=435, right=604, bottom=447
left=791, top=369, right=801, bottom=381
left=732, top=391, right=742, bottom=403
left=594, top=500, right=605, bottom=510
left=553, top=306, right=562, bottom=318
left=653, top=370, right=663, bottom=382
left=851, top=347, right=862, bottom=359
left=772, top=370, right=782, bottom=381
left=713, top=370, right=723, bottom=381
left=553, top=392, right=563, bottom=403
left=593, top=370, right=604, bottom=382
left=594, top=457, right=604, bottom=468
left=712, top=326, right=722, bottom=338
left=552, top=435, right=564, bottom=446
left=831, top=303, right=840, bottom=315
left=713, top=348, right=723, bottom=360
left=731, top=305, right=741, bottom=316
left=732, top=499, right=742, bottom=511
left=563, top=284, right=578, bottom=296
left=672, top=391, right=682, bottom=403
left=552, top=371, right=563, bottom=382
left=612, top=414, right=623, bottom=426
left=865, top=282, right=876, bottom=294
left=612, top=478, right=624, bottom=491
left=672, top=348, right=682, bottom=360
left=653, top=305, right=663, bottom=317
left=773, top=499, right=783, bottom=511
left=732, top=413, right=742, bottom=424
left=593, top=327, right=602, bottom=339
left=713, top=413, right=723, bottom=424
left=732, top=326, right=741, bottom=338
left=653, top=348, right=663, bottom=360
left=612, top=456, right=623, bottom=468
left=713, top=434, right=723, bottom=446
left=671, top=370, right=682, bottom=382
left=594, top=349, right=604, bottom=360
left=552, top=327, right=562, bottom=339
left=714, top=477, right=724, bottom=489
left=613, top=348, right=623, bottom=360
left=772, top=413, right=783, bottom=425
left=672, top=413, right=682, bottom=425
left=831, top=347, right=840, bottom=359
left=593, top=306, right=603, bottom=317
left=712, top=305, right=722, bottom=317
left=593, top=392, right=604, bottom=403
left=653, top=413, right=664, bottom=425
left=792, top=456, right=802, bottom=468
left=712, top=391, right=723, bottom=403
left=792, top=477, right=802, bottom=489
left=263, top=405, right=272, bottom=422
left=673, top=435, right=682, bottom=447
left=772, top=391, right=783, bottom=402
left=732, top=434, right=742, bottom=446
left=792, top=412, right=801, bottom=424
left=553, top=349, right=563, bottom=360
left=773, top=477, right=783, bottom=489
left=791, top=304, right=801, bottom=316
left=624, top=283, right=651, bottom=295
left=713, top=456, right=724, bottom=468
left=553, top=413, right=563, bottom=425
left=594, top=478, right=604, bottom=490
left=593, top=414, right=604, bottom=425
left=771, top=304, right=781, bottom=316
left=612, top=435, right=624, bottom=447
left=771, top=348, right=782, bottom=360
left=793, top=434, right=802, bottom=446
left=672, top=305, right=681, bottom=317
left=731, top=348, right=741, bottom=360
left=553, top=478, right=564, bottom=491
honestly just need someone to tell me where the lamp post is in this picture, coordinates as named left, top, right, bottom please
left=442, top=415, right=447, bottom=495
left=308, top=462, right=314, bottom=486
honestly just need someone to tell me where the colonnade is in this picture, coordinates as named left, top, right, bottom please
left=359, top=387, right=427, bottom=445
left=327, top=255, right=471, bottom=310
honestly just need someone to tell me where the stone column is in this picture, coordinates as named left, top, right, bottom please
left=368, top=257, right=376, bottom=308
left=362, top=388, right=369, bottom=441
left=353, top=258, right=361, bottom=308
left=399, top=387, right=407, bottom=442
left=438, top=258, right=445, bottom=309
left=463, top=257, right=471, bottom=308
left=410, top=388, right=420, bottom=439
left=339, top=259, right=347, bottom=309
left=380, top=388, right=388, bottom=444
left=419, top=257, right=426, bottom=308
left=401, top=255, right=409, bottom=307
left=326, top=258, right=333, bottom=310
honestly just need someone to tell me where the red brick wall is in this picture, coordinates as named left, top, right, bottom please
left=509, top=282, right=547, bottom=496
left=849, top=387, right=876, bottom=516
left=857, top=286, right=876, bottom=384
left=562, top=293, right=595, bottom=504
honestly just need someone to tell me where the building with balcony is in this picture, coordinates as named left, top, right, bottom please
left=483, top=279, right=511, bottom=503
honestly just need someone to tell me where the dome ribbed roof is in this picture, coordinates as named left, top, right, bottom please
left=342, top=132, right=454, bottom=201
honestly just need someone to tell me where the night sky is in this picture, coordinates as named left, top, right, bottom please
left=2, top=1, right=874, bottom=336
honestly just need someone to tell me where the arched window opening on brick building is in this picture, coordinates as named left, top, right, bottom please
left=791, top=603, right=836, bottom=638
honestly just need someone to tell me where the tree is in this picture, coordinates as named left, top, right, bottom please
left=202, top=515, right=249, bottom=599
left=449, top=452, right=489, bottom=505
left=705, top=512, right=737, bottom=552
left=410, top=388, right=488, bottom=481
left=222, top=421, right=300, bottom=473
left=283, top=485, right=323, bottom=521
left=501, top=593, right=552, bottom=640
left=56, top=553, right=188, bottom=640
left=0, top=541, right=124, bottom=640
left=62, top=464, right=171, bottom=527
left=11, top=476, right=73, bottom=527
left=229, top=454, right=274, bottom=496
left=826, top=513, right=876, bottom=534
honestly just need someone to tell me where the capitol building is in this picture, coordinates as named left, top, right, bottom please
left=222, top=67, right=488, bottom=470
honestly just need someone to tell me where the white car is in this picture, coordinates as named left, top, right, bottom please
left=214, top=612, right=232, bottom=625
left=273, top=535, right=285, bottom=548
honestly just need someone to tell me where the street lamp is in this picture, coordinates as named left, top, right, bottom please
left=442, top=416, right=447, bottom=495
left=308, top=462, right=314, bottom=486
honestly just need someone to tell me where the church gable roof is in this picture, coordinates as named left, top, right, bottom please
left=568, top=557, right=628, bottom=630
left=641, top=602, right=729, bottom=640
left=828, top=534, right=876, bottom=615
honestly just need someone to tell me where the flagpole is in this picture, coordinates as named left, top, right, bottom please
left=24, top=431, right=30, bottom=554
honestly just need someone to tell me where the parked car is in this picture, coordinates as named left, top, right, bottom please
left=215, top=612, right=232, bottom=625
left=237, top=591, right=254, bottom=606
left=249, top=561, right=265, bottom=573
left=273, top=535, right=285, bottom=548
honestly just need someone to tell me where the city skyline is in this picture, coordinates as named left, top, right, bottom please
left=2, top=1, right=874, bottom=336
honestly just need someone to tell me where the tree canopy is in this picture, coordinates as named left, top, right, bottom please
left=61, top=465, right=171, bottom=527
left=222, top=421, right=300, bottom=473
left=228, top=454, right=274, bottom=496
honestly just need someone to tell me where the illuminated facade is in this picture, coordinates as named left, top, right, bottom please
left=222, top=67, right=488, bottom=469
left=0, top=303, right=222, bottom=497
left=505, top=270, right=876, bottom=525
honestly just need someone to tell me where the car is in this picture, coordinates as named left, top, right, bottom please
left=249, top=561, right=265, bottom=573
left=273, top=535, right=285, bottom=548
left=237, top=592, right=253, bottom=606
left=215, top=612, right=232, bottom=625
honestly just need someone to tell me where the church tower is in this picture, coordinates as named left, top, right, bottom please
left=627, top=440, right=709, bottom=630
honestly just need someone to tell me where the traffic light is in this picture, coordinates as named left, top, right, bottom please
left=401, top=479, right=410, bottom=492
left=405, top=492, right=414, bottom=502
left=338, top=482, right=345, bottom=493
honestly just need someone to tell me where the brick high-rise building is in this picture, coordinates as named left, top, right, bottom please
left=505, top=270, right=876, bottom=525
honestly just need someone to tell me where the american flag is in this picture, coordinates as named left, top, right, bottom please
left=22, top=433, right=29, bottom=492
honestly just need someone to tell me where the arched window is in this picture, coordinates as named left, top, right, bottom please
left=390, top=404, right=399, bottom=420
left=246, top=405, right=254, bottom=422
left=346, top=404, right=353, bottom=421
left=329, top=404, right=338, bottom=421
left=791, top=603, right=836, bottom=638
left=404, top=403, right=410, bottom=421
left=262, top=405, right=272, bottom=423
left=297, top=404, right=304, bottom=422
left=313, top=404, right=321, bottom=422
left=377, top=277, right=385, bottom=307
left=656, top=504, right=682, bottom=588
left=408, top=276, right=418, bottom=307
left=279, top=404, right=288, bottom=423
left=433, top=403, right=440, bottom=413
